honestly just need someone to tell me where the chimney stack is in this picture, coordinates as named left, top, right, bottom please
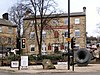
left=2, top=13, right=8, bottom=20
left=83, top=7, right=86, bottom=13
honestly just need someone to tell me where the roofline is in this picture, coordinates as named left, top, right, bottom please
left=0, top=24, right=17, bottom=27
left=23, top=12, right=86, bottom=20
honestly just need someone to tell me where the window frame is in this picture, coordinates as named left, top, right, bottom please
left=30, top=45, right=35, bottom=52
left=52, top=19, right=59, bottom=26
left=0, top=26, right=2, bottom=32
left=75, top=30, right=80, bottom=37
left=8, top=27, right=13, bottom=33
left=75, top=18, right=80, bottom=24
left=64, top=18, right=68, bottom=25
left=30, top=32, right=35, bottom=39
left=64, top=30, right=68, bottom=38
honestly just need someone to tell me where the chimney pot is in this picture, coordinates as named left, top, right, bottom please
left=83, top=7, right=86, bottom=13
left=2, top=13, right=8, bottom=20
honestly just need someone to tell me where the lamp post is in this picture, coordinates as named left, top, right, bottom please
left=68, top=0, right=70, bottom=70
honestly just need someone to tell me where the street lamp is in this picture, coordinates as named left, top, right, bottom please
left=68, top=0, right=70, bottom=70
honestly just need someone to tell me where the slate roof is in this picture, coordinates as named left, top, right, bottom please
left=0, top=19, right=17, bottom=27
left=24, top=12, right=86, bottom=20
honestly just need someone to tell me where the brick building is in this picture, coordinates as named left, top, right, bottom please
left=23, top=7, right=86, bottom=55
left=0, top=13, right=17, bottom=54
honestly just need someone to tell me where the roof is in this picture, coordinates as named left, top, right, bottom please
left=0, top=19, right=17, bottom=27
left=24, top=12, right=86, bottom=20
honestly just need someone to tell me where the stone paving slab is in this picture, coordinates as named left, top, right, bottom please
left=0, top=64, right=100, bottom=73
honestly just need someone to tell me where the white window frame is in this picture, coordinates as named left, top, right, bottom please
left=0, top=26, right=2, bottom=32
left=64, top=18, right=68, bottom=25
left=52, top=19, right=59, bottom=26
left=64, top=30, right=68, bottom=38
left=30, top=32, right=35, bottom=39
left=30, top=45, right=35, bottom=52
left=42, top=31, right=46, bottom=39
left=41, top=44, right=47, bottom=55
left=30, top=21, right=34, bottom=26
left=75, top=30, right=80, bottom=37
left=8, top=27, right=13, bottom=33
left=75, top=18, right=80, bottom=24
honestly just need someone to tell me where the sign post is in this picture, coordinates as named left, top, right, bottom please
left=21, top=56, right=28, bottom=70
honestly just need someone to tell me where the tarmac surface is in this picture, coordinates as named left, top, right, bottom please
left=0, top=64, right=100, bottom=73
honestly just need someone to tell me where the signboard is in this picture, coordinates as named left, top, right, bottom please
left=66, top=38, right=71, bottom=42
left=21, top=56, right=28, bottom=67
left=11, top=61, right=19, bottom=68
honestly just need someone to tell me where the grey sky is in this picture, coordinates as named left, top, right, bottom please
left=0, top=0, right=100, bottom=37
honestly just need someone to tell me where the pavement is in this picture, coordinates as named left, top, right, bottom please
left=0, top=64, right=100, bottom=73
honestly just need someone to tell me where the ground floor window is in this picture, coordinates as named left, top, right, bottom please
left=30, top=45, right=35, bottom=52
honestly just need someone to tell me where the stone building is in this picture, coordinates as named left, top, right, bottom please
left=23, top=7, right=86, bottom=55
left=0, top=13, right=17, bottom=55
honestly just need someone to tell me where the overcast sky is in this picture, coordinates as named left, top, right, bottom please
left=0, top=0, right=100, bottom=37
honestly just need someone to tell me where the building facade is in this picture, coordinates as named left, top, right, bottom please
left=0, top=13, right=17, bottom=54
left=23, top=7, right=86, bottom=55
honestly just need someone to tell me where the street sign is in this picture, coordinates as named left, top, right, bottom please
left=66, top=38, right=71, bottom=42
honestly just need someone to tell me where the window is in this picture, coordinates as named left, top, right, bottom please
left=75, top=18, right=80, bottom=24
left=8, top=37, right=12, bottom=44
left=52, top=19, right=59, bottom=26
left=64, top=30, right=68, bottom=37
left=8, top=27, right=13, bottom=33
left=0, top=26, right=2, bottom=32
left=54, top=31, right=59, bottom=38
left=30, top=21, right=34, bottom=26
left=30, top=32, right=35, bottom=39
left=75, top=44, right=80, bottom=49
left=64, top=43, right=68, bottom=51
left=42, top=31, right=46, bottom=39
left=75, top=30, right=80, bottom=37
left=30, top=45, right=35, bottom=52
left=64, top=18, right=68, bottom=25
left=42, top=44, right=47, bottom=55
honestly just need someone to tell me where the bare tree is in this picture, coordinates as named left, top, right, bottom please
left=96, top=7, right=100, bottom=35
left=8, top=3, right=32, bottom=37
left=23, top=0, right=60, bottom=55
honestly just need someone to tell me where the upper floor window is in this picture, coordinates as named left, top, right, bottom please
left=52, top=19, right=59, bottom=26
left=42, top=31, right=46, bottom=39
left=75, top=18, right=80, bottom=24
left=30, top=32, right=35, bottom=39
left=8, top=27, right=13, bottom=33
left=30, top=21, right=34, bottom=26
left=64, top=30, right=68, bottom=37
left=75, top=30, right=80, bottom=37
left=64, top=18, right=68, bottom=25
left=8, top=37, right=12, bottom=44
left=0, top=26, right=2, bottom=32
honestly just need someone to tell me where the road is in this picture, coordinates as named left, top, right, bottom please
left=0, top=71, right=100, bottom=75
